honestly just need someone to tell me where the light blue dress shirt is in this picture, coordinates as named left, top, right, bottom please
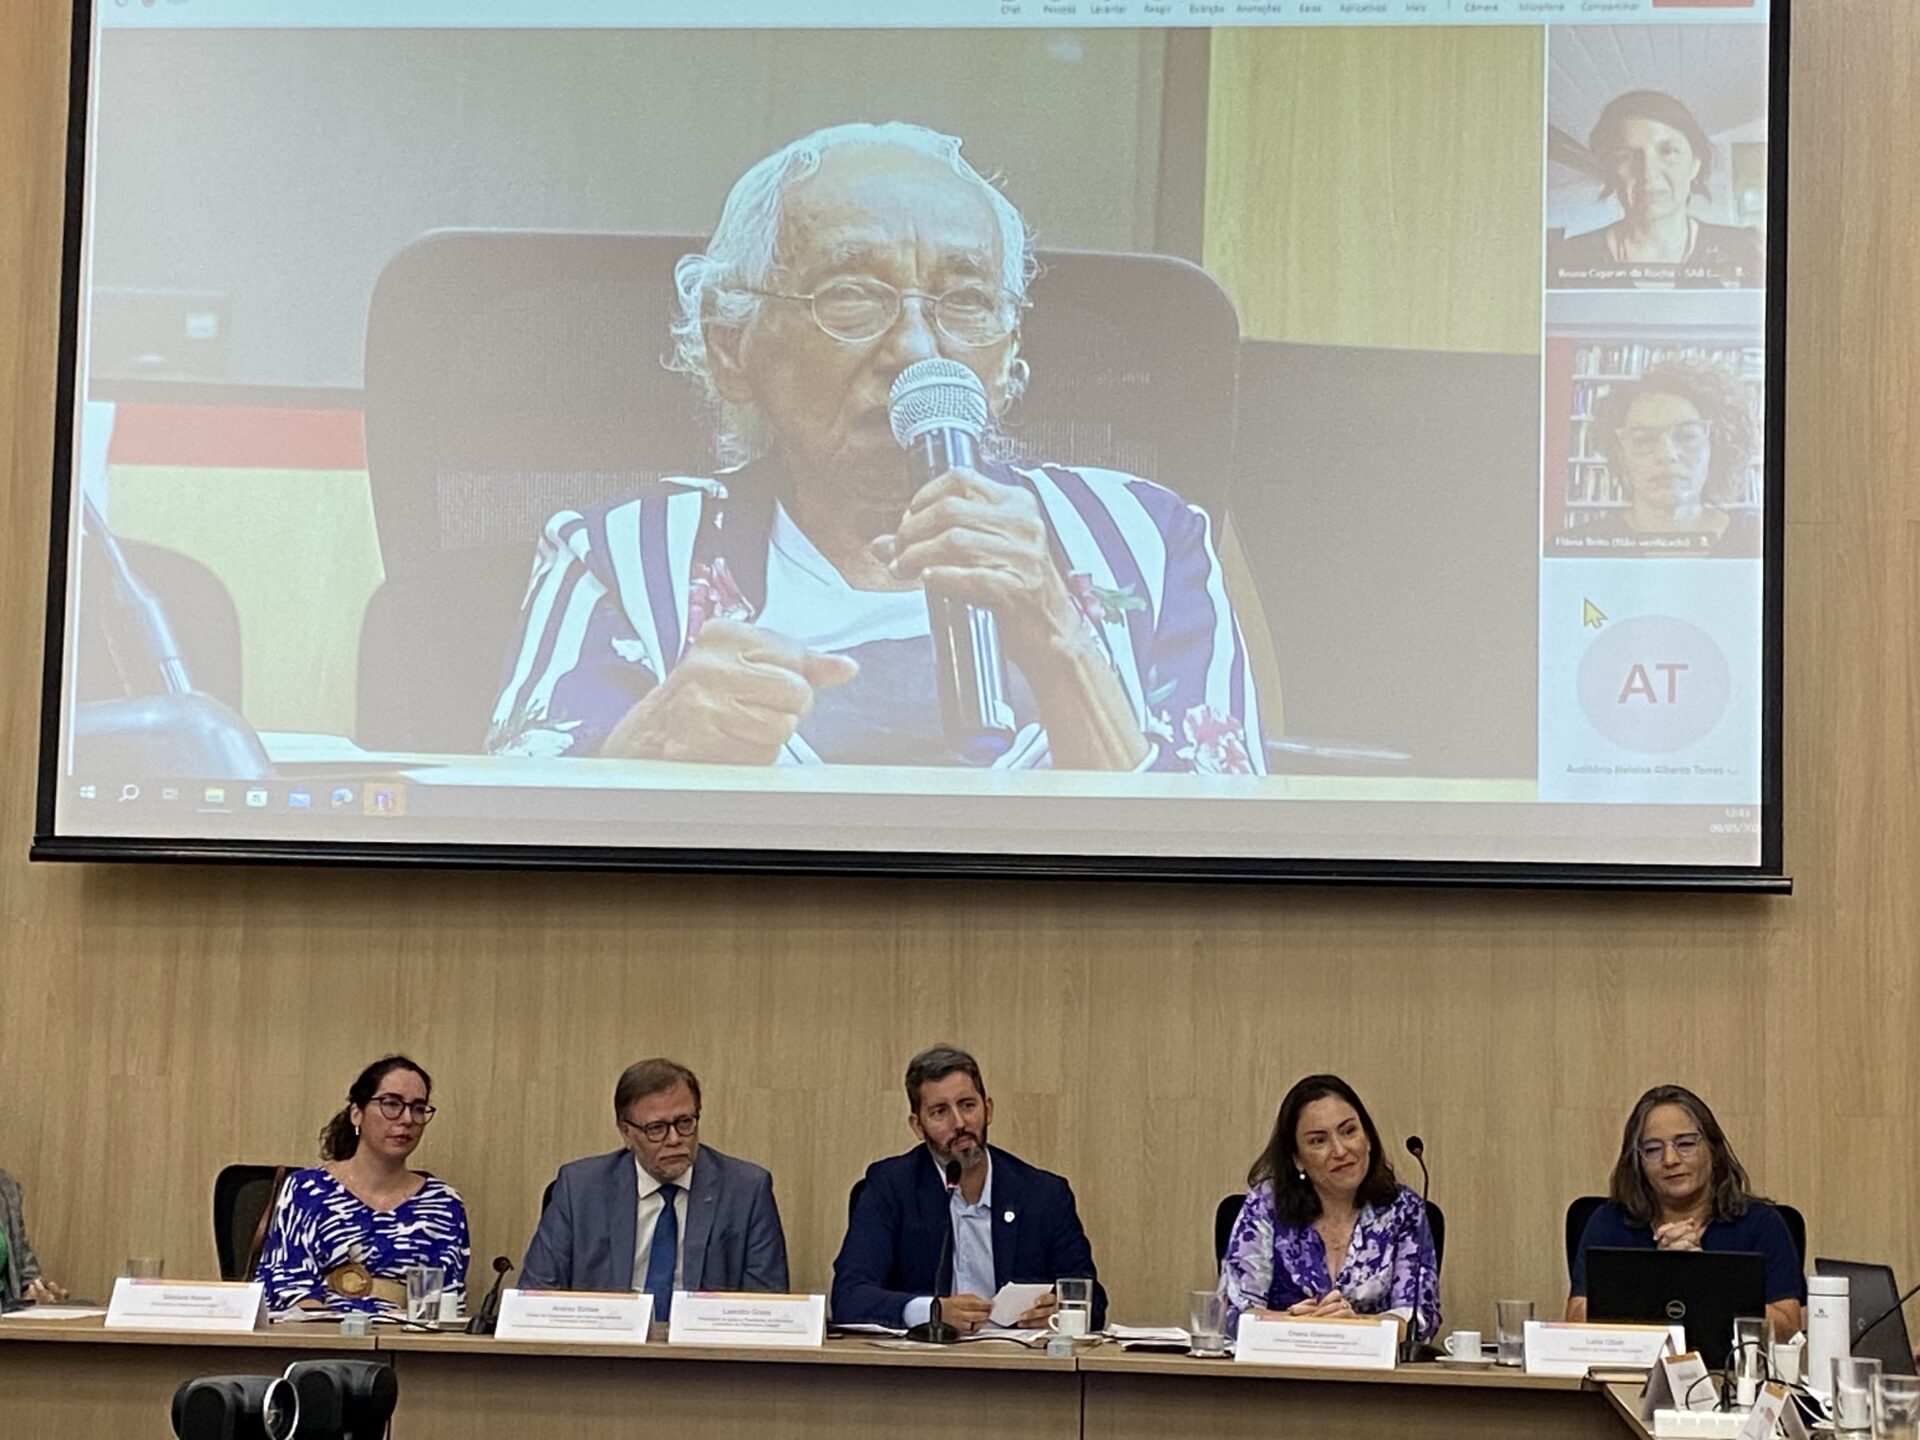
left=902, top=1152, right=995, bottom=1328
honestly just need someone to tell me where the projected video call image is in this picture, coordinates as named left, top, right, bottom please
left=48, top=11, right=1779, bottom=871
left=1546, top=24, right=1769, bottom=291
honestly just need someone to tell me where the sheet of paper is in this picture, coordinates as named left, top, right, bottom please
left=962, top=1326, right=1051, bottom=1347
left=1108, top=1325, right=1190, bottom=1344
left=1, top=1306, right=108, bottom=1321
left=989, top=1282, right=1053, bottom=1328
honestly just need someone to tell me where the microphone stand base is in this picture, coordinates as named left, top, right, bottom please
left=903, top=1320, right=960, bottom=1345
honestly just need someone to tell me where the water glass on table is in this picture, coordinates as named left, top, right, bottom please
left=404, top=1265, right=445, bottom=1325
left=1873, top=1373, right=1920, bottom=1440
left=124, top=1256, right=165, bottom=1279
left=1834, top=1356, right=1883, bottom=1435
left=1494, top=1299, right=1533, bottom=1367
left=1188, top=1289, right=1227, bottom=1357
left=1049, top=1277, right=1093, bottom=1340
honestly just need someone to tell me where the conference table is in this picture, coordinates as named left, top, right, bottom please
left=0, top=1314, right=1665, bottom=1439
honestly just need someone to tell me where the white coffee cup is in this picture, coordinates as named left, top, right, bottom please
left=1445, top=1330, right=1483, bottom=1361
left=1047, top=1307, right=1090, bottom=1338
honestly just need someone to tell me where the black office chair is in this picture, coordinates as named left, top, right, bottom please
left=358, top=230, right=1246, bottom=752
left=1563, top=1194, right=1806, bottom=1272
left=212, top=1163, right=292, bottom=1281
left=1212, top=1191, right=1447, bottom=1273
left=848, top=1178, right=867, bottom=1226
left=76, top=538, right=245, bottom=714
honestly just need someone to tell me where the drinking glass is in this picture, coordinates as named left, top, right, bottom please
left=1730, top=1316, right=1769, bottom=1406
left=404, top=1265, right=445, bottom=1325
left=1188, top=1289, right=1227, bottom=1357
left=124, top=1256, right=165, bottom=1279
left=1873, top=1373, right=1920, bottom=1440
left=1494, top=1299, right=1533, bottom=1367
left=1051, top=1277, right=1093, bottom=1339
left=1834, top=1356, right=1884, bottom=1435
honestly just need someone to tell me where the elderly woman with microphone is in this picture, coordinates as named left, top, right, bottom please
left=487, top=121, right=1263, bottom=775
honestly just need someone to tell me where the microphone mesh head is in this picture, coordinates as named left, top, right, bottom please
left=888, top=358, right=989, bottom=448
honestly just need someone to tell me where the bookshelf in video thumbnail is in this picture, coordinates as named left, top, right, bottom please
left=1562, top=341, right=1764, bottom=525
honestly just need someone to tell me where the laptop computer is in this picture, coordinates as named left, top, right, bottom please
left=1587, top=1248, right=1767, bottom=1369
left=1815, top=1258, right=1918, bottom=1377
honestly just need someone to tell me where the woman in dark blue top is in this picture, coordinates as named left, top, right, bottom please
left=1566, top=1085, right=1805, bottom=1339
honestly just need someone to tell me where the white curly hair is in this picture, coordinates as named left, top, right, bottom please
left=670, top=121, right=1036, bottom=468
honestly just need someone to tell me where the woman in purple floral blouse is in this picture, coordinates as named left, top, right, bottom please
left=1218, top=1074, right=1440, bottom=1343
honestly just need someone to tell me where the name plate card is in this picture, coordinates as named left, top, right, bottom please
left=1234, top=1315, right=1399, bottom=1370
left=667, top=1292, right=827, bottom=1348
left=1523, top=1319, right=1674, bottom=1377
left=494, top=1289, right=653, bottom=1344
left=1735, top=1382, right=1813, bottom=1440
left=1642, top=1350, right=1717, bottom=1419
left=105, top=1278, right=267, bottom=1333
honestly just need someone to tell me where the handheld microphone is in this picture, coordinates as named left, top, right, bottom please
left=1403, top=1136, right=1431, bottom=1363
left=905, top=1158, right=966, bottom=1344
left=889, top=360, right=1016, bottom=763
left=466, top=1256, right=514, bottom=1336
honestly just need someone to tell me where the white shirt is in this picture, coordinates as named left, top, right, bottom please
left=630, top=1155, right=692, bottom=1291
left=903, top=1150, right=995, bottom=1328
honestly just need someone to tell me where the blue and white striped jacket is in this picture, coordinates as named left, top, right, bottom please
left=488, top=458, right=1264, bottom=773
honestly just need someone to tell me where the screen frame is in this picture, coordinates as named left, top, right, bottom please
left=31, top=0, right=1793, bottom=893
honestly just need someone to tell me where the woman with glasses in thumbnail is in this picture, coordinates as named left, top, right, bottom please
left=487, top=121, right=1263, bottom=776
left=1218, top=1075, right=1440, bottom=1345
left=1550, top=90, right=1763, bottom=289
left=256, top=1055, right=470, bottom=1314
left=1551, top=361, right=1760, bottom=558
left=1566, top=1084, right=1804, bottom=1339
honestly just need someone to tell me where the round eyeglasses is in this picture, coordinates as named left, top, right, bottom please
left=741, top=277, right=1024, bottom=348
left=370, top=1093, right=436, bottom=1124
left=621, top=1113, right=701, bottom=1144
left=1617, top=420, right=1711, bottom=457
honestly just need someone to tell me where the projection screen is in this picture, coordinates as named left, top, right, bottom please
left=34, top=0, right=1788, bottom=887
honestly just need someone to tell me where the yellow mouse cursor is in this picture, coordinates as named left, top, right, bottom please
left=1582, top=599, right=1608, bottom=629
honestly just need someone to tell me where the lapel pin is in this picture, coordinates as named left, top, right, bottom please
left=1004, top=1210, right=1016, bottom=1224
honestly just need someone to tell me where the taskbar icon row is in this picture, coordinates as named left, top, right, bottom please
left=72, top=780, right=407, bottom=816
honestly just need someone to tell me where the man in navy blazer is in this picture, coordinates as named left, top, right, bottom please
left=831, top=1044, right=1106, bottom=1332
left=521, top=1059, right=788, bottom=1311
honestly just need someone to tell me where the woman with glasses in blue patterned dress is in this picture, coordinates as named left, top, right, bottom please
left=257, top=1054, right=470, bottom=1315
left=1566, top=1084, right=1803, bottom=1338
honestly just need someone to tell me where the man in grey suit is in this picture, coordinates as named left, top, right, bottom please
left=520, top=1059, right=787, bottom=1316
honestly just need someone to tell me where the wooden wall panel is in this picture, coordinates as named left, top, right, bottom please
left=3, top=0, right=1916, bottom=1342
left=1204, top=27, right=1545, bottom=352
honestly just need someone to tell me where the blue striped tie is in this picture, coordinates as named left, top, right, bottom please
left=644, top=1183, right=679, bottom=1321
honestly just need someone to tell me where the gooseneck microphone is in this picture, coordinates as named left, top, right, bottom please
left=888, top=359, right=1016, bottom=763
left=82, top=493, right=192, bottom=697
left=905, top=1158, right=966, bottom=1344
left=466, top=1256, right=514, bottom=1335
left=1404, top=1136, right=1431, bottom=1363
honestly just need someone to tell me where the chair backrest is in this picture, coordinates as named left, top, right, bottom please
left=1777, top=1204, right=1807, bottom=1268
left=1215, top=1191, right=1448, bottom=1275
left=357, top=231, right=1243, bottom=752
left=1213, top=1193, right=1243, bottom=1267
left=849, top=1178, right=867, bottom=1227
left=1425, top=1199, right=1447, bottom=1275
left=1566, top=1195, right=1608, bottom=1274
left=213, top=1163, right=291, bottom=1282
left=77, top=538, right=244, bottom=713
